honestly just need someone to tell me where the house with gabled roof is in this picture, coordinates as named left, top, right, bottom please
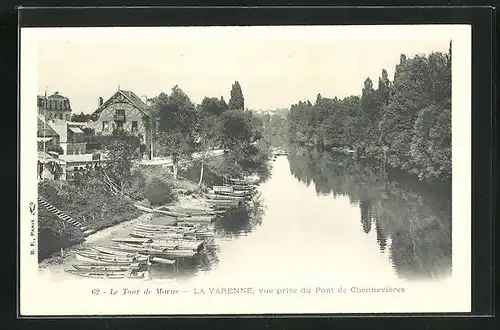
left=91, top=88, right=153, bottom=158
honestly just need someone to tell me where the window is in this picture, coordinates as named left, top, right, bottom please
left=59, top=114, right=63, bottom=119
left=132, top=121, right=138, bottom=131
left=116, top=121, right=124, bottom=131
left=102, top=121, right=109, bottom=131
left=66, top=114, right=70, bottom=121
left=116, top=109, right=125, bottom=116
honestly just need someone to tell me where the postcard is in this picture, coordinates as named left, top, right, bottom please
left=20, top=25, right=471, bottom=316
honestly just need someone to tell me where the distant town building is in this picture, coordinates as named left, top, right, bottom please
left=38, top=91, right=73, bottom=121
left=37, top=115, right=60, bottom=152
left=91, top=88, right=153, bottom=158
left=37, top=117, right=87, bottom=155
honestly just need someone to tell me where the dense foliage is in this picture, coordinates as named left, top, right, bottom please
left=149, top=81, right=271, bottom=183
left=101, top=131, right=142, bottom=191
left=256, top=109, right=290, bottom=148
left=287, top=45, right=452, bottom=182
left=228, top=81, right=245, bottom=111
left=145, top=179, right=177, bottom=206
left=38, top=179, right=142, bottom=260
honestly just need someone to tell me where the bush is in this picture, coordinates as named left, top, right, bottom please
left=124, top=169, right=148, bottom=201
left=38, top=206, right=84, bottom=261
left=37, top=179, right=142, bottom=261
left=145, top=178, right=176, bottom=206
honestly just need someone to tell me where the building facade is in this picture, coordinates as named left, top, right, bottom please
left=37, top=117, right=87, bottom=155
left=37, top=115, right=60, bottom=152
left=91, top=89, right=152, bottom=158
left=37, top=91, right=73, bottom=121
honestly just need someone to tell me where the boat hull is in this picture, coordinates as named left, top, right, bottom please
left=65, top=269, right=149, bottom=279
left=117, top=243, right=197, bottom=258
left=72, top=263, right=142, bottom=271
left=75, top=251, right=149, bottom=265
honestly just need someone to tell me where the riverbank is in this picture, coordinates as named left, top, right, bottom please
left=38, top=191, right=212, bottom=275
left=37, top=163, right=207, bottom=260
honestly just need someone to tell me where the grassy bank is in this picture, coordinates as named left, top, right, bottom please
left=37, top=165, right=200, bottom=262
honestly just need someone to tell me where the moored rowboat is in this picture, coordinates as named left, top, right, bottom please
left=75, top=251, right=150, bottom=265
left=72, top=263, right=142, bottom=271
left=111, top=237, right=153, bottom=244
left=90, top=246, right=143, bottom=257
left=65, top=268, right=149, bottom=279
left=117, top=243, right=197, bottom=258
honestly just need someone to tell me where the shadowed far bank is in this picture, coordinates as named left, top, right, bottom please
left=286, top=145, right=452, bottom=281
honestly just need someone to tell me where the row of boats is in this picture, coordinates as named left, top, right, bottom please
left=65, top=179, right=261, bottom=280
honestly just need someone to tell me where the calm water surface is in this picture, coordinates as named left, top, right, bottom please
left=159, top=148, right=452, bottom=283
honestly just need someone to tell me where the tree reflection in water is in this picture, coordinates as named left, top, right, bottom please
left=287, top=146, right=452, bottom=280
left=214, top=194, right=266, bottom=238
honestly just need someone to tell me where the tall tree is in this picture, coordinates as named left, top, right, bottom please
left=150, top=85, right=198, bottom=179
left=101, top=131, right=141, bottom=192
left=228, top=81, right=245, bottom=110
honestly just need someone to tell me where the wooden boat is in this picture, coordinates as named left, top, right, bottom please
left=134, top=204, right=188, bottom=217
left=111, top=237, right=153, bottom=244
left=178, top=215, right=216, bottom=223
left=131, top=229, right=187, bottom=238
left=72, top=263, right=142, bottom=271
left=212, top=185, right=234, bottom=193
left=139, top=240, right=204, bottom=252
left=159, top=206, right=217, bottom=216
left=130, top=230, right=207, bottom=241
left=204, top=202, right=235, bottom=210
left=117, top=243, right=197, bottom=258
left=203, top=192, right=244, bottom=201
left=242, top=175, right=260, bottom=184
left=91, top=245, right=143, bottom=257
left=65, top=268, right=149, bottom=279
left=222, top=185, right=255, bottom=193
left=89, top=246, right=176, bottom=265
left=135, top=224, right=201, bottom=234
left=75, top=251, right=150, bottom=265
left=215, top=191, right=252, bottom=198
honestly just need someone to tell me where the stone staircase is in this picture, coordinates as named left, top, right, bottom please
left=37, top=197, right=95, bottom=236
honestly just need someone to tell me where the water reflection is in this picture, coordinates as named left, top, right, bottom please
left=214, top=196, right=266, bottom=238
left=287, top=146, right=452, bottom=280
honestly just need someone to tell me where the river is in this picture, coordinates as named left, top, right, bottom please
left=35, top=147, right=457, bottom=314
left=171, top=147, right=452, bottom=284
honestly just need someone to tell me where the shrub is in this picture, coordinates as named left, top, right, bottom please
left=38, top=206, right=84, bottom=261
left=124, top=169, right=148, bottom=200
left=145, top=178, right=176, bottom=206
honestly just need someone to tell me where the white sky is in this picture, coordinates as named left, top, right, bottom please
left=34, top=26, right=456, bottom=114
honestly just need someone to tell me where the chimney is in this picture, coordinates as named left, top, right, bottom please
left=98, top=97, right=103, bottom=107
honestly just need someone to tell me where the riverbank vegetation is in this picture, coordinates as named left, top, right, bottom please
left=287, top=44, right=452, bottom=183
left=38, top=80, right=271, bottom=261
left=257, top=109, right=289, bottom=149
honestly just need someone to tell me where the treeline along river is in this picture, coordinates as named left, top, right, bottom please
left=168, top=146, right=451, bottom=283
